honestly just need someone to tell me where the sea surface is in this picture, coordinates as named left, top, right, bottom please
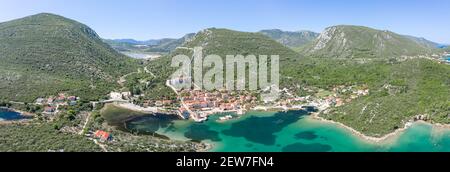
left=442, top=54, right=450, bottom=62
left=123, top=110, right=450, bottom=152
left=0, top=109, right=25, bottom=121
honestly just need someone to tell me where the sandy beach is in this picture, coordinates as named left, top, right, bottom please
left=116, top=103, right=158, bottom=113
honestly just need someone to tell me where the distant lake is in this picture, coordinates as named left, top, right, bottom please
left=121, top=52, right=161, bottom=59
left=104, top=106, right=450, bottom=152
left=0, top=109, right=26, bottom=121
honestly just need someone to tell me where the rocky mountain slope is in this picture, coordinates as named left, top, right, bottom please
left=302, top=25, right=440, bottom=58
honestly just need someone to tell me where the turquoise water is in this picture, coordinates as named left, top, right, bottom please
left=125, top=111, right=450, bottom=152
left=0, top=109, right=25, bottom=121
left=443, top=55, right=450, bottom=62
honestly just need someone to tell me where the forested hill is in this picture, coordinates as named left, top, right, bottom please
left=259, top=29, right=319, bottom=51
left=0, top=13, right=139, bottom=102
left=146, top=28, right=301, bottom=83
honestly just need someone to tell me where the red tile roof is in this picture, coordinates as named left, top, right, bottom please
left=94, top=130, right=111, bottom=141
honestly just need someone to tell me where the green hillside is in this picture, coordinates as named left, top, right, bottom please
left=180, top=28, right=298, bottom=58
left=404, top=35, right=440, bottom=49
left=0, top=123, right=102, bottom=152
left=259, top=29, right=319, bottom=50
left=281, top=56, right=450, bottom=136
left=142, top=28, right=301, bottom=100
left=0, top=13, right=138, bottom=102
left=148, top=28, right=300, bottom=78
left=302, top=25, right=441, bottom=58
left=149, top=34, right=195, bottom=53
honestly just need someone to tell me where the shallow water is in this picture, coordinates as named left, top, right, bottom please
left=124, top=110, right=450, bottom=152
left=0, top=109, right=25, bottom=121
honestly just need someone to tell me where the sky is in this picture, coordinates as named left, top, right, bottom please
left=0, top=0, right=449, bottom=43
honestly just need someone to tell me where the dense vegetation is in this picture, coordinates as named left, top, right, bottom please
left=0, top=123, right=101, bottom=152
left=281, top=57, right=450, bottom=136
left=0, top=13, right=139, bottom=102
left=183, top=28, right=300, bottom=59
left=123, top=68, right=177, bottom=101
left=103, top=129, right=207, bottom=152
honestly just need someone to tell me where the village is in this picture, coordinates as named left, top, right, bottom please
left=33, top=93, right=112, bottom=147
left=177, top=89, right=259, bottom=122
left=35, top=93, right=80, bottom=116
left=107, top=88, right=259, bottom=122
left=164, top=76, right=372, bottom=122
left=25, top=80, right=372, bottom=148
left=262, top=84, right=371, bottom=115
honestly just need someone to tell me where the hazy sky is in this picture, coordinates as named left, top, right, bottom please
left=0, top=0, right=449, bottom=43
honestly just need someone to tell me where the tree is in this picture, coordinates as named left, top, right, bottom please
left=66, top=110, right=77, bottom=121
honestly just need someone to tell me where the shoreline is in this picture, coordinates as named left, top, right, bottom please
left=197, top=142, right=214, bottom=152
left=252, top=105, right=450, bottom=143
left=114, top=102, right=450, bottom=144
left=102, top=103, right=450, bottom=151
left=310, top=112, right=450, bottom=143
left=253, top=104, right=450, bottom=143
left=115, top=103, right=158, bottom=114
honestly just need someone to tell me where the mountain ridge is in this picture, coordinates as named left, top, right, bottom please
left=258, top=29, right=319, bottom=50
left=302, top=25, right=441, bottom=58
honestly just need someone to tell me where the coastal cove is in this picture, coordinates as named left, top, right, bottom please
left=102, top=105, right=450, bottom=152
